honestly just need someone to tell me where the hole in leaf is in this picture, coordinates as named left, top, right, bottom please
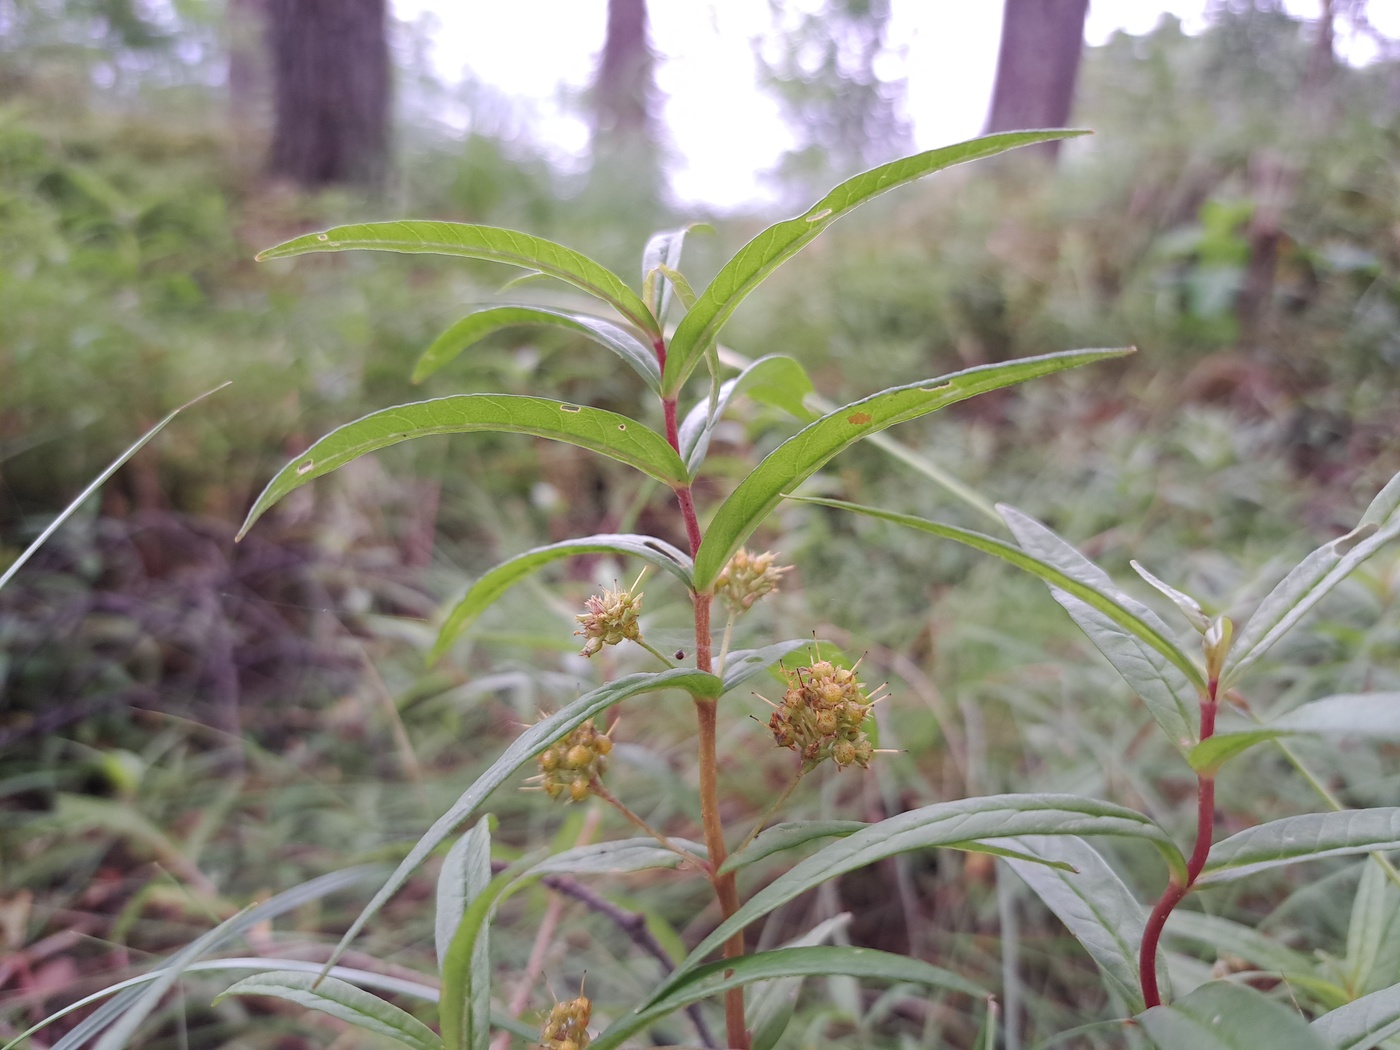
left=561, top=405, right=582, bottom=413
left=296, top=460, right=315, bottom=475
left=806, top=208, right=833, bottom=222
left=316, top=234, right=329, bottom=241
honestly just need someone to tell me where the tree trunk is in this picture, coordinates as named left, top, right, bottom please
left=265, top=0, right=390, bottom=190
left=984, top=0, right=1090, bottom=162
left=594, top=0, right=656, bottom=141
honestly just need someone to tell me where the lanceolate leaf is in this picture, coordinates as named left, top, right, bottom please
left=1188, top=730, right=1291, bottom=774
left=412, top=305, right=661, bottom=390
left=994, top=835, right=1151, bottom=1013
left=215, top=972, right=443, bottom=1050
left=1272, top=693, right=1400, bottom=738
left=238, top=397, right=687, bottom=539
left=435, top=820, right=493, bottom=977
left=660, top=129, right=1089, bottom=395
left=642, top=224, right=707, bottom=323
left=677, top=355, right=816, bottom=473
left=1136, top=981, right=1327, bottom=1050
left=257, top=221, right=659, bottom=338
left=524, top=837, right=707, bottom=877
left=691, top=348, right=1129, bottom=590
left=431, top=534, right=693, bottom=661
left=999, top=504, right=1203, bottom=750
left=441, top=857, right=532, bottom=1050
left=1198, top=809, right=1400, bottom=886
left=786, top=498, right=1205, bottom=740
left=719, top=821, right=867, bottom=876
left=1163, top=911, right=1320, bottom=981
left=652, top=794, right=1185, bottom=1002
left=321, top=669, right=720, bottom=980
left=1311, top=984, right=1400, bottom=1049
left=1223, top=468, right=1400, bottom=689
left=590, top=946, right=986, bottom=1050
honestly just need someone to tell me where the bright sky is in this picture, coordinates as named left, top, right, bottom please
left=394, top=0, right=1396, bottom=210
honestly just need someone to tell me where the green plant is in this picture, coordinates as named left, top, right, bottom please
left=16, top=128, right=1400, bottom=1050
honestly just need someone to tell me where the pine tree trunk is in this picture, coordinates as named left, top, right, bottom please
left=265, top=0, right=390, bottom=190
left=984, top=0, right=1089, bottom=162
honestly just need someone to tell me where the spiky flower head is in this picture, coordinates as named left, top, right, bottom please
left=766, top=658, right=882, bottom=769
left=533, top=721, right=613, bottom=803
left=715, top=548, right=792, bottom=615
left=539, top=992, right=591, bottom=1048
left=574, top=585, right=643, bottom=657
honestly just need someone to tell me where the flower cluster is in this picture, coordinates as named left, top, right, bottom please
left=766, top=659, right=882, bottom=769
left=534, top=722, right=613, bottom=803
left=715, top=548, right=792, bottom=614
left=539, top=993, right=591, bottom=1048
left=574, top=585, right=643, bottom=657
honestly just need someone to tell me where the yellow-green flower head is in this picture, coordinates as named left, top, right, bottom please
left=765, top=657, right=884, bottom=769
left=532, top=722, right=613, bottom=803
left=573, top=585, right=643, bottom=657
left=540, top=993, right=592, bottom=1047
left=716, top=548, right=792, bottom=614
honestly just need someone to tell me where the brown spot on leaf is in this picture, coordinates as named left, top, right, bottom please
left=847, top=412, right=873, bottom=425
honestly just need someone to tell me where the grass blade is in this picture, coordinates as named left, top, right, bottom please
left=591, top=946, right=986, bottom=1050
left=0, top=383, right=227, bottom=592
left=1223, top=468, right=1400, bottom=689
left=661, top=130, right=1088, bottom=395
left=411, top=305, right=660, bottom=390
left=692, top=348, right=1129, bottom=590
left=430, top=534, right=693, bottom=661
left=652, top=794, right=1185, bottom=1003
left=258, top=221, right=659, bottom=338
left=238, top=396, right=688, bottom=539
left=215, top=972, right=443, bottom=1050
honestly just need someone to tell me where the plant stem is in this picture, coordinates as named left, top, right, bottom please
left=1140, top=685, right=1219, bottom=1009
left=715, top=608, right=738, bottom=678
left=733, top=764, right=809, bottom=858
left=591, top=781, right=709, bottom=872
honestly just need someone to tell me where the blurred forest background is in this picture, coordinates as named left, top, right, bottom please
left=2, top=1, right=1400, bottom=1046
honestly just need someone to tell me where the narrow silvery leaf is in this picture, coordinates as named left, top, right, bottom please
left=1131, top=560, right=1211, bottom=633
left=524, top=837, right=707, bottom=877
left=214, top=972, right=444, bottom=1050
left=993, top=835, right=1150, bottom=1013
left=1223, top=468, right=1400, bottom=689
left=1198, top=809, right=1400, bottom=886
left=677, top=355, right=815, bottom=473
left=1000, top=505, right=1202, bottom=750
left=1311, top=983, right=1400, bottom=1049
left=1137, top=981, right=1326, bottom=1049
left=436, top=820, right=493, bottom=977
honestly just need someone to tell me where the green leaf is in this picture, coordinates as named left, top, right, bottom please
left=677, top=355, right=816, bottom=474
left=788, top=498, right=1205, bottom=748
left=412, top=306, right=661, bottom=390
left=321, top=669, right=719, bottom=981
left=523, top=837, right=707, bottom=877
left=590, top=946, right=986, bottom=1050
left=238, top=397, right=688, bottom=539
left=999, top=504, right=1204, bottom=750
left=660, top=130, right=1089, bottom=395
left=1273, top=693, right=1400, bottom=738
left=642, top=224, right=707, bottom=322
left=748, top=915, right=852, bottom=1050
left=719, top=820, right=868, bottom=876
left=430, top=534, right=694, bottom=662
left=1346, top=859, right=1400, bottom=995
left=441, top=854, right=537, bottom=1050
left=1131, top=560, right=1211, bottom=632
left=720, top=640, right=813, bottom=695
left=1188, top=730, right=1292, bottom=775
left=1163, top=911, right=1320, bottom=981
left=1312, top=983, right=1400, bottom=1049
left=0, top=383, right=228, bottom=593
left=691, top=348, right=1129, bottom=590
left=257, top=221, right=659, bottom=338
left=995, top=835, right=1152, bottom=1013
left=434, top=823, right=495, bottom=1050
left=653, top=794, right=1185, bottom=1002
left=215, top=972, right=443, bottom=1050
left=1136, top=981, right=1326, bottom=1049
left=1223, top=468, right=1400, bottom=689
left=1198, top=809, right=1400, bottom=886
left=435, top=820, right=493, bottom=976
left=78, top=867, right=382, bottom=1050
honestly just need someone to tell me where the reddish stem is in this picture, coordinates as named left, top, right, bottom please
left=1139, top=684, right=1220, bottom=1009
